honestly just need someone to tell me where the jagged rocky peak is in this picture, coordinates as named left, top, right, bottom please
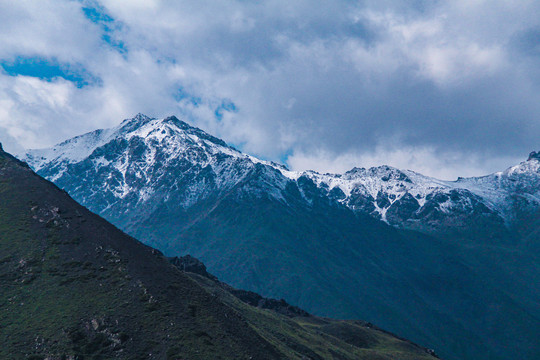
left=162, top=115, right=190, bottom=128
left=528, top=150, right=540, bottom=161
left=131, top=112, right=153, bottom=123
left=124, top=113, right=230, bottom=148
left=118, top=112, right=155, bottom=132
left=25, top=113, right=235, bottom=168
left=344, top=165, right=412, bottom=183
left=344, top=166, right=366, bottom=175
left=169, top=254, right=217, bottom=281
left=119, top=113, right=193, bottom=134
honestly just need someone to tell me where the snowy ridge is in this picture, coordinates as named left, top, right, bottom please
left=455, top=159, right=540, bottom=216
left=25, top=129, right=113, bottom=173
left=278, top=157, right=540, bottom=223
left=23, top=114, right=295, bottom=215
left=297, top=167, right=455, bottom=221
left=26, top=114, right=281, bottom=180
left=22, top=113, right=540, bottom=234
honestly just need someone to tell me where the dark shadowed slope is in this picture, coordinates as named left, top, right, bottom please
left=0, top=146, right=438, bottom=359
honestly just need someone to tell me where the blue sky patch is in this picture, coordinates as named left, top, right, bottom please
left=81, top=2, right=127, bottom=53
left=175, top=87, right=202, bottom=107
left=82, top=5, right=115, bottom=24
left=0, top=57, right=101, bottom=88
left=214, top=100, right=238, bottom=121
left=279, top=149, right=293, bottom=168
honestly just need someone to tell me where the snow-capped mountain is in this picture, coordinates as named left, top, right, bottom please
left=25, top=113, right=292, bottom=226
left=24, top=113, right=540, bottom=242
left=290, top=156, right=540, bottom=240
left=20, top=114, right=540, bottom=360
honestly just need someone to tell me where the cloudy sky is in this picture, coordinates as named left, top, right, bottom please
left=0, top=0, right=539, bottom=179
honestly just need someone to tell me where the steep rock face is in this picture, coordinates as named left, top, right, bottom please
left=21, top=115, right=540, bottom=360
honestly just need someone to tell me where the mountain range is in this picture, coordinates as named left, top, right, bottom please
left=21, top=114, right=540, bottom=360
left=0, top=143, right=440, bottom=359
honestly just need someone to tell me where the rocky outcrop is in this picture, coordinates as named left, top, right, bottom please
left=168, top=255, right=217, bottom=281
left=169, top=255, right=310, bottom=318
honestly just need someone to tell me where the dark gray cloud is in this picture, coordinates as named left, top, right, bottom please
left=0, top=0, right=539, bottom=179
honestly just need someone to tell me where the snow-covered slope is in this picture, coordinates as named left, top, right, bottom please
left=24, top=114, right=292, bottom=219
left=25, top=113, right=284, bottom=183
left=23, top=113, right=540, bottom=240
left=297, top=161, right=536, bottom=215
left=276, top=152, right=540, bottom=238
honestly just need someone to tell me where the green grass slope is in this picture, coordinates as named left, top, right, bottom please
left=0, top=147, right=437, bottom=359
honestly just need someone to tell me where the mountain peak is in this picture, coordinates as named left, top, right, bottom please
left=528, top=150, right=540, bottom=161
left=117, top=114, right=231, bottom=149
left=162, top=115, right=196, bottom=131
left=163, top=115, right=182, bottom=124
left=118, top=113, right=155, bottom=133
left=129, top=113, right=153, bottom=124
left=134, top=112, right=150, bottom=120
left=120, top=114, right=191, bottom=131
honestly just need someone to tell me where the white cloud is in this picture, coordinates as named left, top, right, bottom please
left=0, top=0, right=538, bottom=179
left=0, top=0, right=102, bottom=62
left=287, top=145, right=523, bottom=181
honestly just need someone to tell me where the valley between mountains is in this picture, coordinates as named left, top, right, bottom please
left=20, top=114, right=540, bottom=360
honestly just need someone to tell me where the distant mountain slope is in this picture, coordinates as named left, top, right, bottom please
left=21, top=114, right=540, bottom=360
left=288, top=156, right=540, bottom=242
left=0, top=146, right=439, bottom=360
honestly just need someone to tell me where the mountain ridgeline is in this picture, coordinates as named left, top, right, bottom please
left=0, top=143, right=440, bottom=359
left=22, top=114, right=540, bottom=360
